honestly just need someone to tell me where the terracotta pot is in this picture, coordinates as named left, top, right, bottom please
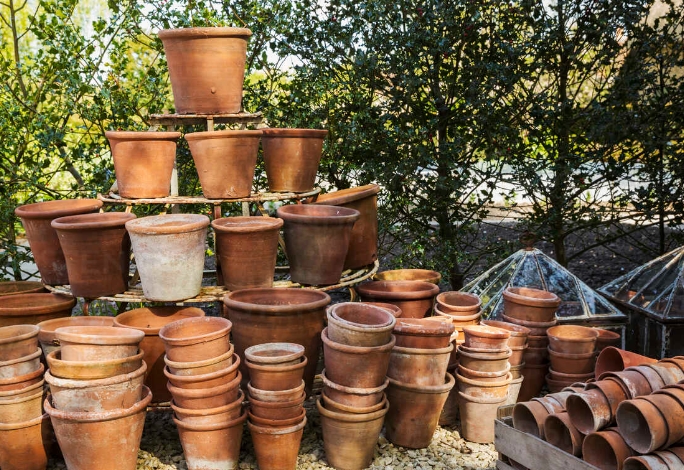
left=513, top=400, right=553, bottom=438
left=462, top=324, right=510, bottom=350
left=647, top=362, right=684, bottom=386
left=159, top=316, right=232, bottom=363
left=387, top=344, right=453, bottom=386
left=458, top=390, right=507, bottom=444
left=545, top=374, right=575, bottom=393
left=509, top=344, right=528, bottom=367
left=623, top=455, right=669, bottom=470
left=457, top=371, right=512, bottom=399
left=595, top=347, right=657, bottom=379
left=506, top=375, right=524, bottom=406
left=320, top=390, right=386, bottom=415
left=0, top=293, right=75, bottom=328
left=547, top=325, right=598, bottom=354
left=317, top=396, right=389, bottom=470
left=327, top=302, right=395, bottom=347
left=524, top=346, right=550, bottom=365
left=45, top=385, right=151, bottom=470
left=669, top=447, right=684, bottom=464
left=548, top=348, right=595, bottom=374
left=320, top=369, right=388, bottom=408
left=385, top=373, right=455, bottom=448
left=596, top=329, right=622, bottom=351
left=164, top=347, right=234, bottom=377
left=212, top=216, right=282, bottom=291
left=502, top=287, right=561, bottom=323
left=566, top=383, right=625, bottom=434
left=360, top=302, right=402, bottom=318
left=247, top=380, right=304, bottom=403
left=510, top=362, right=525, bottom=380
left=0, top=413, right=54, bottom=470
left=373, top=269, right=442, bottom=284
left=277, top=204, right=360, bottom=285
left=165, top=354, right=240, bottom=390
left=526, top=335, right=550, bottom=349
left=629, top=365, right=666, bottom=393
left=0, top=349, right=41, bottom=379
left=321, top=327, right=394, bottom=388
left=174, top=409, right=247, bottom=470
left=55, top=325, right=144, bottom=361
left=641, top=393, right=684, bottom=448
left=312, top=184, right=380, bottom=269
left=501, top=313, right=557, bottom=332
left=616, top=397, right=668, bottom=454
left=245, top=357, right=306, bottom=391
left=105, top=131, right=181, bottom=198
left=248, top=391, right=305, bottom=420
left=223, top=288, right=330, bottom=396
left=186, top=129, right=261, bottom=199
left=661, top=357, right=684, bottom=374
left=0, top=281, right=46, bottom=297
left=435, top=291, right=481, bottom=316
left=544, top=412, right=583, bottom=456
left=481, top=319, right=530, bottom=347
left=248, top=408, right=306, bottom=428
left=45, top=362, right=146, bottom=412
left=582, top=427, right=635, bottom=470
left=456, top=345, right=511, bottom=372
left=434, top=305, right=481, bottom=326
left=0, top=381, right=45, bottom=423
left=600, top=370, right=654, bottom=399
left=391, top=317, right=454, bottom=349
left=357, top=280, right=440, bottom=319
left=655, top=450, right=684, bottom=469
left=261, top=128, right=328, bottom=193
left=0, top=364, right=44, bottom=392
left=534, top=395, right=565, bottom=415
left=113, top=306, right=204, bottom=403
left=548, top=368, right=594, bottom=382
left=0, top=325, right=39, bottom=361
left=168, top=371, right=241, bottom=410
left=244, top=342, right=304, bottom=366
left=14, top=199, right=103, bottom=285
left=37, top=316, right=114, bottom=356
left=248, top=416, right=306, bottom=470
left=517, top=363, right=549, bottom=402
left=46, top=349, right=143, bottom=380
left=458, top=363, right=511, bottom=382
left=158, top=27, right=251, bottom=114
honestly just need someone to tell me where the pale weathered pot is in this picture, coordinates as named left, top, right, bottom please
left=544, top=412, right=584, bottom=456
left=46, top=349, right=144, bottom=380
left=0, top=324, right=39, bottom=361
left=0, top=281, right=46, bottom=297
left=320, top=390, right=387, bottom=415
left=105, top=131, right=181, bottom=198
left=320, top=369, right=388, bottom=408
left=37, top=316, right=114, bottom=356
left=458, top=391, right=507, bottom=444
left=457, top=363, right=511, bottom=383
left=159, top=316, right=232, bottom=363
left=167, top=371, right=241, bottom=410
left=457, top=345, right=511, bottom=372
left=505, top=375, right=524, bottom=406
left=373, top=269, right=441, bottom=284
left=387, top=344, right=453, bottom=386
left=247, top=380, right=304, bottom=403
left=158, top=27, right=252, bottom=114
left=248, top=416, right=307, bottom=470
left=0, top=413, right=54, bottom=470
left=0, top=293, right=75, bottom=328
left=165, top=354, right=240, bottom=390
left=245, top=356, right=307, bottom=391
left=327, top=302, right=395, bottom=347
left=14, top=199, right=103, bottom=285
left=457, top=372, right=512, bottom=399
left=248, top=408, right=306, bottom=428
left=357, top=280, right=440, bottom=319
left=360, top=302, right=402, bottom=318
left=565, top=381, right=628, bottom=434
left=502, top=287, right=561, bottom=323
left=55, top=325, right=144, bottom=362
left=171, top=389, right=244, bottom=426
left=0, top=349, right=41, bottom=379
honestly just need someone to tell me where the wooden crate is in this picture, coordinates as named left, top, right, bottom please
left=494, top=405, right=600, bottom=470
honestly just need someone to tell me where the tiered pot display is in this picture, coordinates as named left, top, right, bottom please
left=51, top=212, right=136, bottom=298
left=356, top=280, right=440, bottom=319
left=37, top=316, right=114, bottom=356
left=372, top=269, right=442, bottom=284
left=125, top=214, right=210, bottom=301
left=546, top=325, right=598, bottom=392
left=276, top=204, right=360, bottom=285
left=0, top=293, right=75, bottom=327
left=14, top=199, right=103, bottom=285
left=105, top=131, right=181, bottom=198
left=211, top=216, right=283, bottom=291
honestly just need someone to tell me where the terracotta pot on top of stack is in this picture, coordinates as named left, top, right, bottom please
left=356, top=280, right=440, bottom=319
left=546, top=325, right=599, bottom=392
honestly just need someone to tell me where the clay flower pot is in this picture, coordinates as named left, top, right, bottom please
left=174, top=410, right=247, bottom=470
left=320, top=369, right=388, bottom=408
left=623, top=455, right=669, bottom=470
left=502, top=287, right=561, bottom=323
left=320, top=390, right=387, bottom=415
left=14, top=199, right=103, bottom=285
left=105, top=131, right=181, bottom=198
left=317, top=396, right=389, bottom=470
left=326, top=302, right=395, bottom=347
left=463, top=325, right=510, bottom=350
left=513, top=400, right=556, bottom=438
left=458, top=390, right=507, bottom=444
left=457, top=345, right=512, bottom=372
left=582, top=427, right=635, bottom=470
left=186, top=129, right=262, bottom=199
left=261, top=128, right=328, bottom=193
left=247, top=380, right=305, bottom=403
left=277, top=204, right=360, bottom=285
left=616, top=397, right=669, bottom=454
left=312, top=184, right=380, bottom=269
left=45, top=385, right=151, bottom=470
left=435, top=291, right=481, bottom=316
left=0, top=413, right=54, bottom=470
left=0, top=325, right=39, bottom=361
left=600, top=370, right=653, bottom=399
left=435, top=306, right=481, bottom=326
left=629, top=365, right=666, bottom=392
left=212, top=216, right=283, bottom=291
left=357, top=280, right=440, bottom=319
left=172, top=389, right=244, bottom=426
left=481, top=320, right=530, bottom=347
left=506, top=375, right=525, bottom=406
left=457, top=363, right=511, bottom=383
left=387, top=344, right=453, bottom=386
left=248, top=408, right=306, bottom=428
left=0, top=364, right=44, bottom=393
left=51, top=212, right=136, bottom=297
left=509, top=344, right=528, bottom=367
left=548, top=368, right=594, bottom=382
left=384, top=373, right=455, bottom=449
left=248, top=391, right=305, bottom=420
left=0, top=349, right=41, bottom=379
left=0, top=293, right=75, bottom=328
left=596, top=329, right=622, bottom=351
left=0, top=281, right=46, bottom=297
left=37, top=316, right=114, bottom=356
left=125, top=214, right=209, bottom=301
left=159, top=316, right=232, bottom=362
left=544, top=412, right=584, bottom=456
left=361, top=302, right=402, bottom=318
left=373, top=269, right=442, bottom=284
left=46, top=349, right=144, bottom=380
left=113, top=305, right=205, bottom=403
left=0, top=380, right=45, bottom=423
left=245, top=357, right=307, bottom=391
left=244, top=343, right=304, bottom=366
left=168, top=371, right=241, bottom=410
left=55, top=325, right=144, bottom=361
left=566, top=380, right=628, bottom=434
left=517, top=363, right=549, bottom=402
left=164, top=347, right=234, bottom=377
left=165, top=354, right=240, bottom=390
left=548, top=348, right=596, bottom=374
left=457, top=371, right=512, bottom=400
left=510, top=362, right=525, bottom=380
left=223, top=288, right=330, bottom=396
left=547, top=325, right=599, bottom=354
left=640, top=393, right=684, bottom=448
left=645, top=363, right=684, bottom=386
left=392, top=317, right=454, bottom=349
left=158, top=27, right=251, bottom=114
left=546, top=373, right=576, bottom=393
left=248, top=416, right=307, bottom=470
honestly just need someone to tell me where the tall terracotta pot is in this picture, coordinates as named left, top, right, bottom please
left=223, top=288, right=330, bottom=396
left=158, top=27, right=251, bottom=114
left=311, top=184, right=380, bottom=269
left=276, top=204, right=360, bottom=285
left=261, top=128, right=328, bottom=192
left=51, top=212, right=136, bottom=298
left=15, top=199, right=103, bottom=285
left=125, top=214, right=210, bottom=301
left=356, top=280, right=440, bottom=319
left=186, top=130, right=262, bottom=199
left=248, top=417, right=307, bottom=470
left=211, top=216, right=283, bottom=291
left=0, top=414, right=55, bottom=470
left=0, top=294, right=75, bottom=328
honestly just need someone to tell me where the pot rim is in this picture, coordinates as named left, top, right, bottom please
left=246, top=415, right=307, bottom=435
left=125, top=214, right=210, bottom=235
left=372, top=269, right=442, bottom=283
left=457, top=345, right=512, bottom=360
left=457, top=390, right=508, bottom=404
left=276, top=204, right=360, bottom=223
left=502, top=286, right=561, bottom=307
left=435, top=291, right=481, bottom=309
left=247, top=408, right=306, bottom=427
left=0, top=385, right=44, bottom=404
left=0, top=293, right=76, bottom=315
left=0, top=281, right=45, bottom=297
left=164, top=346, right=234, bottom=370
left=245, top=355, right=306, bottom=374
left=321, top=369, right=389, bottom=395
left=321, top=327, right=396, bottom=355
left=170, top=389, right=244, bottom=417
left=359, top=302, right=402, bottom=317
left=316, top=395, right=389, bottom=422
left=173, top=406, right=248, bottom=431
left=158, top=27, right=253, bottom=39
left=244, top=343, right=305, bottom=365
left=38, top=316, right=114, bottom=342
left=393, top=317, right=454, bottom=336
left=55, top=325, right=144, bottom=346
left=456, top=371, right=512, bottom=388
left=547, top=325, right=599, bottom=343
left=501, top=313, right=557, bottom=328
left=391, top=343, right=454, bottom=356
left=167, top=371, right=241, bottom=398
left=434, top=306, right=481, bottom=322
left=457, top=363, right=511, bottom=378
left=164, top=354, right=240, bottom=384
left=158, top=317, right=231, bottom=346
left=105, top=130, right=181, bottom=141
left=261, top=128, right=328, bottom=138
left=547, top=348, right=596, bottom=359
left=463, top=324, right=511, bottom=340
left=0, top=348, right=41, bottom=367
left=247, top=391, right=305, bottom=409
left=0, top=379, right=44, bottom=399
left=14, top=199, right=103, bottom=219
left=113, top=306, right=205, bottom=335
left=184, top=129, right=263, bottom=141
left=0, top=363, right=44, bottom=387
left=0, top=412, right=48, bottom=431
left=320, top=390, right=387, bottom=415
left=549, top=368, right=595, bottom=380
left=387, top=372, right=455, bottom=394
left=0, top=324, right=39, bottom=346
left=310, top=184, right=380, bottom=206
left=247, top=379, right=304, bottom=400
left=51, top=211, right=136, bottom=230
left=223, top=288, right=331, bottom=314
left=211, top=216, right=283, bottom=233
left=481, top=320, right=531, bottom=337
left=357, top=280, right=440, bottom=300
left=327, top=302, right=396, bottom=331
left=44, top=385, right=152, bottom=422
left=44, top=361, right=147, bottom=389
left=46, top=348, right=144, bottom=379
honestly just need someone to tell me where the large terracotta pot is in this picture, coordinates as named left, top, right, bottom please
left=212, top=216, right=283, bottom=291
left=248, top=416, right=307, bottom=470
left=51, top=212, right=136, bottom=297
left=311, top=184, right=380, bottom=269
left=0, top=413, right=55, bottom=470
left=105, top=131, right=181, bottom=198
left=356, top=280, right=440, bottom=319
left=125, top=214, right=210, bottom=301
left=277, top=204, right=360, bottom=285
left=595, top=346, right=657, bottom=379
left=0, top=281, right=46, bottom=297
left=37, top=316, right=114, bottom=357
left=223, top=288, right=330, bottom=396
left=547, top=325, right=598, bottom=354
left=186, top=130, right=262, bottom=199
left=0, top=293, right=75, bottom=328
left=261, top=128, right=328, bottom=192
left=158, top=27, right=251, bottom=114
left=502, top=287, right=561, bottom=323
left=113, top=306, right=205, bottom=403
left=15, top=199, right=103, bottom=285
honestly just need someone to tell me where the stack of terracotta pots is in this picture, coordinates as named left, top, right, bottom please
left=37, top=316, right=114, bottom=356
left=0, top=324, right=51, bottom=470
left=482, top=319, right=530, bottom=405
left=502, top=286, right=561, bottom=401
left=160, top=317, right=245, bottom=470
left=546, top=325, right=599, bottom=392
left=244, top=342, right=307, bottom=470
left=44, top=325, right=150, bottom=470
left=320, top=303, right=394, bottom=468
left=356, top=279, right=440, bottom=318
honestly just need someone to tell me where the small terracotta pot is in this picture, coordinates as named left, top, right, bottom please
left=544, top=412, right=584, bottom=456
left=373, top=268, right=441, bottom=284
left=0, top=349, right=41, bottom=379
left=245, top=356, right=307, bottom=391
left=37, top=316, right=114, bottom=356
left=385, top=373, right=455, bottom=448
left=462, top=324, right=510, bottom=350
left=45, top=385, right=152, bottom=470
left=244, top=342, right=303, bottom=366
left=387, top=344, right=453, bottom=386
left=0, top=413, right=54, bottom=470
left=435, top=292, right=481, bottom=316
left=247, top=380, right=304, bottom=403
left=0, top=325, right=39, bottom=361
left=502, top=287, right=561, bottom=323
left=0, top=293, right=75, bottom=328
left=326, top=302, right=395, bottom=347
left=600, top=370, right=653, bottom=399
left=506, top=375, right=525, bottom=406
left=0, top=281, right=46, bottom=297
left=165, top=354, right=240, bottom=390
left=647, top=362, right=684, bottom=386
left=212, top=216, right=283, bottom=291
left=171, top=389, right=244, bottom=425
left=595, top=346, right=657, bottom=379
left=622, top=455, right=668, bottom=470
left=547, top=325, right=598, bottom=354
left=46, top=349, right=143, bottom=380
left=596, top=329, right=622, bottom=351
left=629, top=365, right=666, bottom=392
left=392, top=317, right=454, bottom=349
left=0, top=381, right=45, bottom=423
left=248, top=416, right=307, bottom=470
left=457, top=363, right=511, bottom=383
left=261, top=128, right=328, bottom=193
left=548, top=348, right=595, bottom=374
left=582, top=427, right=635, bottom=470
left=457, top=372, right=512, bottom=399
left=164, top=347, right=234, bottom=377
left=457, top=345, right=511, bottom=372
left=55, top=326, right=144, bottom=362
left=159, top=316, right=232, bottom=362
left=248, top=391, right=305, bottom=420
left=248, top=408, right=306, bottom=428
left=168, top=371, right=241, bottom=410
left=321, top=327, right=394, bottom=388
left=434, top=306, right=481, bottom=326
left=320, top=390, right=386, bottom=415
left=458, top=391, right=507, bottom=444
left=357, top=280, right=440, bottom=319
left=0, top=364, right=44, bottom=392
left=317, top=396, right=389, bottom=470
left=512, top=400, right=551, bottom=438
left=320, top=369, right=388, bottom=408
left=51, top=212, right=136, bottom=298
left=517, top=363, right=549, bottom=402
left=14, top=199, right=103, bottom=285
left=481, top=320, right=530, bottom=347
left=616, top=397, right=668, bottom=454
left=360, top=302, right=402, bottom=318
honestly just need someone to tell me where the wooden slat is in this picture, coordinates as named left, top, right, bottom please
left=149, top=112, right=263, bottom=127
left=98, top=189, right=320, bottom=206
left=496, top=460, right=517, bottom=470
